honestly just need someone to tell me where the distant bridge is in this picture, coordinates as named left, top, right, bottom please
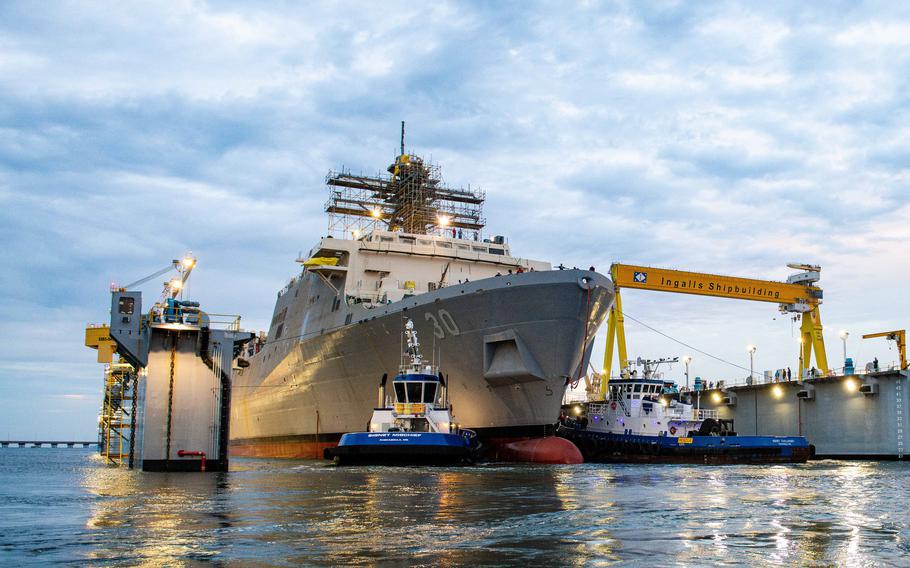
left=0, top=440, right=99, bottom=448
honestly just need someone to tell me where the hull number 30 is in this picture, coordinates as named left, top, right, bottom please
left=425, top=309, right=460, bottom=338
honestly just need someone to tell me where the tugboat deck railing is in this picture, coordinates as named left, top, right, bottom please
left=586, top=402, right=719, bottom=421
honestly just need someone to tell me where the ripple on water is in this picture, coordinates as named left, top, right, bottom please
left=0, top=451, right=909, bottom=566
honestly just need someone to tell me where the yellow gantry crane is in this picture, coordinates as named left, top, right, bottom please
left=862, top=330, right=907, bottom=370
left=602, top=262, right=828, bottom=398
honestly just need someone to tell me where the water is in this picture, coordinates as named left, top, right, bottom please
left=1, top=450, right=909, bottom=566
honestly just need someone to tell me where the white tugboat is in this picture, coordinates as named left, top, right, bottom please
left=557, top=358, right=810, bottom=463
left=325, top=319, right=478, bottom=465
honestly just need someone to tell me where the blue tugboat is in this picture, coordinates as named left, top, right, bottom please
left=557, top=358, right=810, bottom=464
left=325, top=319, right=478, bottom=465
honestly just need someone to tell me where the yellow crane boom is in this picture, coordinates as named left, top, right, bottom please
left=862, top=330, right=907, bottom=370
left=610, top=264, right=823, bottom=307
left=602, top=263, right=828, bottom=398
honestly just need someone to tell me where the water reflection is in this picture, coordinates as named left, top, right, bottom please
left=1, top=450, right=908, bottom=566
left=82, top=466, right=237, bottom=566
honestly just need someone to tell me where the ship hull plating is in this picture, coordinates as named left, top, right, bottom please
left=231, top=270, right=613, bottom=458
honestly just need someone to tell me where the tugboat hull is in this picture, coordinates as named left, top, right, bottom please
left=557, top=425, right=810, bottom=464
left=324, top=432, right=474, bottom=466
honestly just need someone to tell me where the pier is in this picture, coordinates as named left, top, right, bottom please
left=0, top=440, right=98, bottom=448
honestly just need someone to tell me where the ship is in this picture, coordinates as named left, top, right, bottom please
left=229, top=124, right=614, bottom=460
left=556, top=359, right=810, bottom=464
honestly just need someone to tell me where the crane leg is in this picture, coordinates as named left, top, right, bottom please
left=615, top=290, right=628, bottom=376
left=601, top=289, right=626, bottom=399
left=897, top=331, right=907, bottom=370
left=799, top=307, right=828, bottom=378
left=603, top=310, right=616, bottom=399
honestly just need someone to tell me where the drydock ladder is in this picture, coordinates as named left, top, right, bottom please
left=86, top=324, right=138, bottom=466
left=99, top=363, right=137, bottom=466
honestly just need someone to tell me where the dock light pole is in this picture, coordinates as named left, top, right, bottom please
left=748, top=345, right=758, bottom=435
left=839, top=330, right=849, bottom=365
left=747, top=345, right=757, bottom=384
left=683, top=355, right=692, bottom=389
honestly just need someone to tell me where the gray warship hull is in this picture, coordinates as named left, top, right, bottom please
left=230, top=270, right=613, bottom=458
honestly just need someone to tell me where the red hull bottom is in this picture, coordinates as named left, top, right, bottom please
left=488, top=436, right=584, bottom=464
left=231, top=435, right=583, bottom=465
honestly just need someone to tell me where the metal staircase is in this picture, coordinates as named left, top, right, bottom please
left=98, top=362, right=136, bottom=466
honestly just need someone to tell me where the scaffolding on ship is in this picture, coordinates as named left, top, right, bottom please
left=325, top=122, right=486, bottom=239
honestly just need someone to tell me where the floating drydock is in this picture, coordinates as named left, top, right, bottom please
left=86, top=256, right=255, bottom=471
left=696, top=370, right=908, bottom=459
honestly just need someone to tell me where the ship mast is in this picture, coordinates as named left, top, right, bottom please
left=324, top=123, right=486, bottom=239
left=404, top=318, right=423, bottom=368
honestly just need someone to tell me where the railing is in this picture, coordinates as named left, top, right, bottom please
left=423, top=409, right=450, bottom=432
left=148, top=308, right=242, bottom=331
left=697, top=409, right=718, bottom=420
left=205, top=313, right=242, bottom=331
left=588, top=397, right=630, bottom=417
left=716, top=361, right=905, bottom=389
left=605, top=358, right=905, bottom=387
left=277, top=276, right=299, bottom=298
left=149, top=306, right=201, bottom=326
left=394, top=403, right=426, bottom=415
left=663, top=405, right=689, bottom=418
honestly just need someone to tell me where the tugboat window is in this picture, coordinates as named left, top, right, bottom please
left=406, top=382, right=422, bottom=403
left=394, top=383, right=406, bottom=403
left=423, top=383, right=437, bottom=403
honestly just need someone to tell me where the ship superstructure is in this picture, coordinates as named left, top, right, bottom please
left=230, top=126, right=614, bottom=458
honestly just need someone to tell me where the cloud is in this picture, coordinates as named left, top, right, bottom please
left=1, top=1, right=909, bottom=438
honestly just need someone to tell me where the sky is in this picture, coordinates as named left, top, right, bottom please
left=1, top=1, right=908, bottom=439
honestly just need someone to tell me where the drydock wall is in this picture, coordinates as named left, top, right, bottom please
left=142, top=328, right=226, bottom=471
left=700, top=371, right=908, bottom=459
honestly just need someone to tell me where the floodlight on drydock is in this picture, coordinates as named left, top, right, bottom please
left=169, top=279, right=183, bottom=291
left=181, top=256, right=196, bottom=269
left=844, top=378, right=857, bottom=392
left=371, top=208, right=382, bottom=218
left=437, top=214, right=451, bottom=227
left=772, top=385, right=783, bottom=398
left=711, top=392, right=722, bottom=403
